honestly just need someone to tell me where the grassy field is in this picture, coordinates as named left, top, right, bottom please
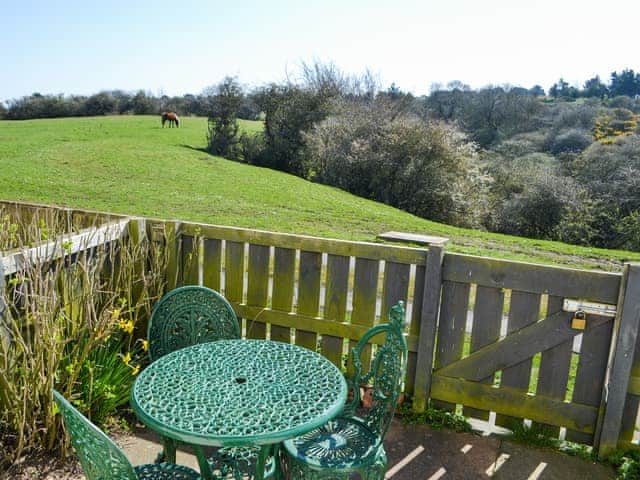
left=1, top=115, right=638, bottom=271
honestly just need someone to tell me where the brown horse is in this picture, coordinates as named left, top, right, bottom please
left=161, top=111, right=180, bottom=128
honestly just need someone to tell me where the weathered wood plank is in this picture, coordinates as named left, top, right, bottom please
left=348, top=258, right=379, bottom=376
left=231, top=304, right=419, bottom=352
left=296, top=251, right=321, bottom=351
left=443, top=253, right=621, bottom=304
left=413, top=244, right=446, bottom=412
left=431, top=376, right=597, bottom=434
left=322, top=254, right=349, bottom=368
left=165, top=222, right=181, bottom=291
left=439, top=311, right=611, bottom=381
left=464, top=286, right=504, bottom=420
left=620, top=328, right=640, bottom=442
left=377, top=231, right=449, bottom=246
left=565, top=318, right=613, bottom=445
left=270, top=248, right=295, bottom=343
left=224, top=241, right=244, bottom=304
left=203, top=238, right=222, bottom=292
left=181, top=222, right=427, bottom=265
left=381, top=262, right=410, bottom=317
left=597, top=264, right=640, bottom=457
left=246, top=244, right=270, bottom=339
left=533, top=296, right=573, bottom=436
left=181, top=235, right=199, bottom=286
left=2, top=219, right=130, bottom=276
left=433, top=281, right=470, bottom=411
left=405, top=264, right=426, bottom=396
left=495, top=291, right=540, bottom=428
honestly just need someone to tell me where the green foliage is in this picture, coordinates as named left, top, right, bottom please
left=606, top=449, right=640, bottom=479
left=84, top=92, right=116, bottom=116
left=0, top=210, right=167, bottom=467
left=397, top=402, right=471, bottom=433
left=70, top=338, right=142, bottom=426
left=507, top=421, right=561, bottom=449
left=206, top=77, right=244, bottom=159
left=304, top=98, right=489, bottom=227
left=255, top=83, right=336, bottom=176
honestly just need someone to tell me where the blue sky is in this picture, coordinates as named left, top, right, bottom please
left=2, top=0, right=639, bottom=100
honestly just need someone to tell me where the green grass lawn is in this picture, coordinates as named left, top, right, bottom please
left=1, top=115, right=638, bottom=271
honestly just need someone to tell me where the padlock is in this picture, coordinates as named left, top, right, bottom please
left=571, top=310, right=587, bottom=330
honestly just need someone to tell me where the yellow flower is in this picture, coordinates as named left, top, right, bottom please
left=141, top=339, right=149, bottom=352
left=118, top=319, right=134, bottom=335
left=121, top=352, right=132, bottom=366
left=131, top=365, right=140, bottom=376
left=111, top=308, right=121, bottom=320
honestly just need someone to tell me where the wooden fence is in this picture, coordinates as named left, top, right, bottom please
left=2, top=200, right=640, bottom=457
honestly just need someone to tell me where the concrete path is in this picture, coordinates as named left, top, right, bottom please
left=118, top=418, right=615, bottom=480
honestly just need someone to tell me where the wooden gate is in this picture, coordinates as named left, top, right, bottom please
left=428, top=253, right=622, bottom=446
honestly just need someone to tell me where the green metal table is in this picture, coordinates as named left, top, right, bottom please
left=131, top=339, right=348, bottom=480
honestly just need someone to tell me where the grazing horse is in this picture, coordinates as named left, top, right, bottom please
left=161, top=111, right=180, bottom=128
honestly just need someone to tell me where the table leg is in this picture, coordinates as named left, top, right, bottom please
left=192, top=444, right=214, bottom=480
left=256, top=444, right=283, bottom=480
left=158, top=436, right=177, bottom=463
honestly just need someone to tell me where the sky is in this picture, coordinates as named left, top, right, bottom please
left=2, top=0, right=640, bottom=100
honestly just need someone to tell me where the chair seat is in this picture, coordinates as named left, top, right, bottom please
left=135, top=463, right=201, bottom=480
left=283, top=418, right=382, bottom=469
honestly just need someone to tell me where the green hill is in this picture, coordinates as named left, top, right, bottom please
left=0, top=115, right=637, bottom=270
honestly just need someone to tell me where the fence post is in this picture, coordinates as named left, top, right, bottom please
left=413, top=240, right=448, bottom=412
left=596, top=263, right=640, bottom=457
left=165, top=221, right=182, bottom=291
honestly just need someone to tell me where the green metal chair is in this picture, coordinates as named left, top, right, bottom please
left=280, top=301, right=408, bottom=480
left=147, top=285, right=241, bottom=361
left=52, top=390, right=201, bottom=480
left=147, top=285, right=241, bottom=466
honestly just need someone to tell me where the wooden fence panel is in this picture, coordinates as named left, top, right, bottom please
left=464, top=286, right=504, bottom=420
left=495, top=291, right=540, bottom=428
left=381, top=262, right=410, bottom=319
left=181, top=235, right=199, bottom=286
left=534, top=296, right=573, bottom=436
left=271, top=247, right=296, bottom=343
left=406, top=264, right=425, bottom=396
left=296, top=251, right=321, bottom=351
left=566, top=318, right=613, bottom=444
left=224, top=241, right=244, bottom=304
left=348, top=258, right=379, bottom=377
left=202, top=238, right=222, bottom=291
left=432, top=281, right=470, bottom=411
left=322, top=254, right=349, bottom=368
left=246, top=244, right=269, bottom=339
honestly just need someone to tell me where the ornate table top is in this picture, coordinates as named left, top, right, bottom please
left=131, top=339, right=348, bottom=447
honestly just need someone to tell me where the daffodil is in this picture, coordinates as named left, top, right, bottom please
left=141, top=339, right=149, bottom=352
left=121, top=352, right=132, bottom=366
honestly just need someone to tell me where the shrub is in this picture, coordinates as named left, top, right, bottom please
left=0, top=212, right=168, bottom=467
left=304, top=98, right=488, bottom=227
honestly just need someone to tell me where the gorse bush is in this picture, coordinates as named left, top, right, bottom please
left=0, top=210, right=168, bottom=467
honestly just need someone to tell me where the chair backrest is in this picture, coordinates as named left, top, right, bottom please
left=147, top=285, right=241, bottom=361
left=52, top=390, right=139, bottom=480
left=347, top=301, right=408, bottom=440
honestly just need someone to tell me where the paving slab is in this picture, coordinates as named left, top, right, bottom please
left=2, top=417, right=617, bottom=479
left=119, top=418, right=616, bottom=480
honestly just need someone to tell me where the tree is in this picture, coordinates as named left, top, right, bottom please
left=610, top=69, right=640, bottom=97
left=582, top=76, right=608, bottom=98
left=549, top=78, right=578, bottom=99
left=206, top=77, right=244, bottom=159
left=84, top=92, right=116, bottom=116
left=130, top=90, right=156, bottom=115
left=529, top=85, right=545, bottom=97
